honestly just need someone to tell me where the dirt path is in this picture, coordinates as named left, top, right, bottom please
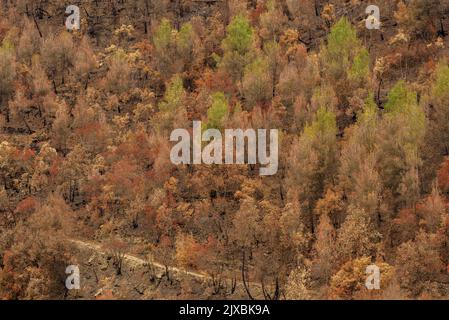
left=69, top=239, right=208, bottom=280
left=69, top=238, right=265, bottom=300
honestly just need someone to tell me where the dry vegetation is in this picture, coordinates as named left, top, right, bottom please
left=1, top=0, right=449, bottom=300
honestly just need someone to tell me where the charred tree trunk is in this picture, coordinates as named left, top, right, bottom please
left=241, top=251, right=254, bottom=300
